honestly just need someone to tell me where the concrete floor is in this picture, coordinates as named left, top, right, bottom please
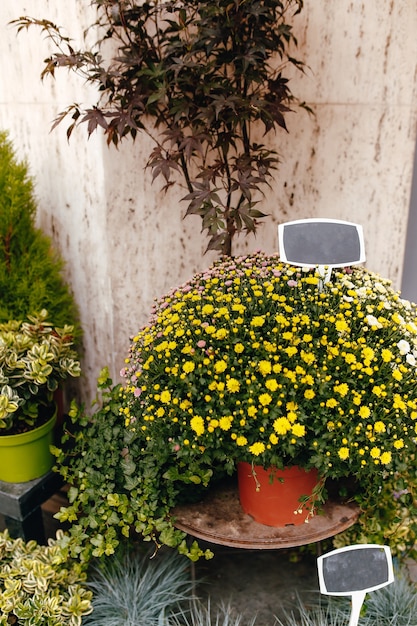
left=194, top=544, right=320, bottom=624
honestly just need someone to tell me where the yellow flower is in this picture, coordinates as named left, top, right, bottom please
left=393, top=394, right=406, bottom=411
left=326, top=398, right=338, bottom=408
left=370, top=447, right=380, bottom=458
left=215, top=328, right=228, bottom=340
left=214, top=360, right=227, bottom=374
left=359, top=406, right=371, bottom=419
left=380, top=451, right=392, bottom=465
left=392, top=368, right=403, bottom=381
left=394, top=439, right=404, bottom=449
left=259, top=393, right=272, bottom=406
left=301, top=374, right=314, bottom=385
left=226, top=378, right=240, bottom=393
left=249, top=442, right=265, bottom=456
left=300, top=350, right=315, bottom=364
left=251, top=316, right=265, bottom=327
left=361, top=346, right=375, bottom=362
left=219, top=416, right=232, bottom=431
left=275, top=313, right=289, bottom=326
left=160, top=390, right=172, bottom=404
left=335, top=318, right=349, bottom=332
left=344, top=353, right=356, bottom=364
left=234, top=343, right=244, bottom=353
left=291, top=423, right=305, bottom=437
left=190, top=416, right=205, bottom=436
left=338, top=447, right=349, bottom=460
left=284, top=370, right=296, bottom=383
left=374, top=421, right=386, bottom=433
left=334, top=383, right=349, bottom=397
left=202, top=304, right=214, bottom=315
left=286, top=401, right=298, bottom=412
left=236, top=436, right=248, bottom=446
left=269, top=433, right=278, bottom=444
left=265, top=378, right=279, bottom=392
left=284, top=346, right=298, bottom=357
left=304, top=389, right=315, bottom=400
left=381, top=349, right=394, bottom=362
left=258, top=360, right=272, bottom=375
left=273, top=417, right=291, bottom=435
left=182, top=361, right=195, bottom=373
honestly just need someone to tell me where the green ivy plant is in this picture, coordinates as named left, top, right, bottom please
left=52, top=368, right=213, bottom=564
left=13, top=0, right=310, bottom=255
left=0, top=529, right=92, bottom=626
left=333, top=465, right=417, bottom=560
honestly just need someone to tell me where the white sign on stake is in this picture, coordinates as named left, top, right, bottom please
left=317, top=544, right=394, bottom=626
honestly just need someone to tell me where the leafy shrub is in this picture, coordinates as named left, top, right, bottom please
left=0, top=529, right=92, bottom=626
left=53, top=368, right=213, bottom=564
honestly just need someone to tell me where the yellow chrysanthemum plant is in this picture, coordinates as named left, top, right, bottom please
left=122, top=252, right=417, bottom=559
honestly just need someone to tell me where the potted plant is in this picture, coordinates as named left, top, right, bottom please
left=120, top=252, right=417, bottom=555
left=54, top=253, right=417, bottom=563
left=0, top=529, right=92, bottom=625
left=0, top=309, right=81, bottom=482
left=12, top=0, right=309, bottom=256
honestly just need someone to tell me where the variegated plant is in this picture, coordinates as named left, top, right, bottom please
left=0, top=529, right=92, bottom=626
left=0, top=309, right=80, bottom=433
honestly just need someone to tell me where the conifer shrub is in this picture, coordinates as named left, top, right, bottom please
left=0, top=130, right=79, bottom=333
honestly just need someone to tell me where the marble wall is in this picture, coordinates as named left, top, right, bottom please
left=1, top=1, right=416, bottom=400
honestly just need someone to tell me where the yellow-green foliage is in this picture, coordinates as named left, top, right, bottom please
left=0, top=130, right=79, bottom=333
left=0, top=529, right=92, bottom=626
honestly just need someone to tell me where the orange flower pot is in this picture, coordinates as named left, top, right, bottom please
left=237, top=462, right=319, bottom=527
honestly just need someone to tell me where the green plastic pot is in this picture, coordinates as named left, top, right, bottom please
left=0, top=412, right=57, bottom=483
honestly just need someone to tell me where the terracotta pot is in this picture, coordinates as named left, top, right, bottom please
left=237, top=462, right=319, bottom=527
